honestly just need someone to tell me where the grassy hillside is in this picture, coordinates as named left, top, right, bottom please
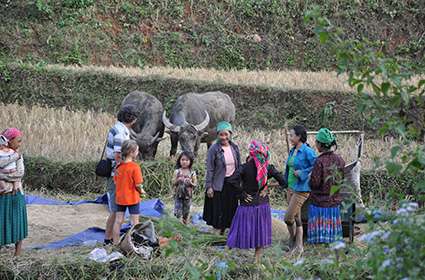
left=1, top=0, right=424, bottom=71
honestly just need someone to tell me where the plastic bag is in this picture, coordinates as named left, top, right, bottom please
left=119, top=220, right=159, bottom=260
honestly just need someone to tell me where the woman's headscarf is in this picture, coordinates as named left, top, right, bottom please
left=316, top=128, right=336, bottom=149
left=216, top=121, right=232, bottom=134
left=249, top=140, right=270, bottom=190
left=2, top=128, right=23, bottom=141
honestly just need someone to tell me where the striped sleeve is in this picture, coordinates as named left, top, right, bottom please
left=105, top=128, right=116, bottom=159
left=113, top=132, right=126, bottom=153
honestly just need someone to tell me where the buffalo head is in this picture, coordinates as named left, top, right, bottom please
left=129, top=130, right=164, bottom=160
left=162, top=111, right=210, bottom=156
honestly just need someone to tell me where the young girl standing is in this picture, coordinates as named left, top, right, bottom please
left=173, top=152, right=197, bottom=224
left=113, top=140, right=145, bottom=244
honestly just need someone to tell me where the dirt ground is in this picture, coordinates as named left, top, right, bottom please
left=25, top=204, right=110, bottom=247
left=23, top=202, right=289, bottom=248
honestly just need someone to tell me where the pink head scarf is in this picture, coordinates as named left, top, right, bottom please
left=249, top=140, right=270, bottom=190
left=2, top=128, right=23, bottom=141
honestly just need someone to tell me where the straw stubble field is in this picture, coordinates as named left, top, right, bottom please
left=47, top=64, right=425, bottom=94
left=1, top=103, right=391, bottom=170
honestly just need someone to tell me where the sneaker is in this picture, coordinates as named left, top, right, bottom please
left=103, top=239, right=113, bottom=246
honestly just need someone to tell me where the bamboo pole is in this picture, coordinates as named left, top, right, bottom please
left=285, top=130, right=363, bottom=135
left=284, top=122, right=290, bottom=154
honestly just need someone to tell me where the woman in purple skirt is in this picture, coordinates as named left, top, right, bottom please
left=227, top=140, right=285, bottom=263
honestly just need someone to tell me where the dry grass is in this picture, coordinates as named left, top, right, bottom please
left=0, top=103, right=114, bottom=161
left=1, top=103, right=391, bottom=169
left=46, top=64, right=354, bottom=92
left=45, top=64, right=424, bottom=94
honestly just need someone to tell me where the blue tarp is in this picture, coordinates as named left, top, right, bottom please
left=191, top=208, right=287, bottom=233
left=31, top=225, right=133, bottom=250
left=25, top=194, right=164, bottom=218
left=27, top=194, right=287, bottom=250
left=26, top=194, right=164, bottom=250
left=31, top=227, right=105, bottom=250
left=271, top=209, right=286, bottom=221
left=25, top=194, right=108, bottom=206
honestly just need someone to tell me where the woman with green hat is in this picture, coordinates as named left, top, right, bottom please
left=203, top=121, right=241, bottom=235
left=308, top=128, right=345, bottom=244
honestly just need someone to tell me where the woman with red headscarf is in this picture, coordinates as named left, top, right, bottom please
left=0, top=128, right=28, bottom=256
left=227, top=140, right=285, bottom=263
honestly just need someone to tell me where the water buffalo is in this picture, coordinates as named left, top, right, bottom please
left=121, top=91, right=165, bottom=160
left=162, top=91, right=236, bottom=157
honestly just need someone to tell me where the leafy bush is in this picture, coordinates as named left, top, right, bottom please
left=62, top=0, right=94, bottom=9
left=34, top=0, right=53, bottom=17
left=3, top=1, right=425, bottom=70
left=359, top=204, right=425, bottom=279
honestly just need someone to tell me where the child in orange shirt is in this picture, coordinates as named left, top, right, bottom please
left=113, top=140, right=145, bottom=244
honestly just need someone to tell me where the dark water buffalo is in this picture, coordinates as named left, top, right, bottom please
left=121, top=91, right=165, bottom=160
left=162, top=91, right=236, bottom=157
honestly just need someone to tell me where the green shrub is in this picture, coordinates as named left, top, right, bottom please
left=62, top=0, right=94, bottom=9
left=2, top=1, right=424, bottom=70
left=360, top=207, right=425, bottom=279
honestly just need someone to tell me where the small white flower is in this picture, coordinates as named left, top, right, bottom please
left=379, top=259, right=392, bottom=271
left=320, top=258, right=334, bottom=265
left=405, top=202, right=418, bottom=212
left=396, top=257, right=404, bottom=269
left=359, top=230, right=383, bottom=243
left=294, top=257, right=305, bottom=266
left=330, top=241, right=346, bottom=250
left=381, top=231, right=391, bottom=241
left=396, top=208, right=409, bottom=216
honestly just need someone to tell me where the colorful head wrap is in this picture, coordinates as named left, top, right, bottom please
left=249, top=140, right=270, bottom=190
left=216, top=121, right=232, bottom=133
left=316, top=128, right=335, bottom=145
left=2, top=128, right=23, bottom=141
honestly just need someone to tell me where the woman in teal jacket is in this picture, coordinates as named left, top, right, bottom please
left=284, top=125, right=316, bottom=255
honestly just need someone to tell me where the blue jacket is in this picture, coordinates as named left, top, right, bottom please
left=205, top=141, right=241, bottom=192
left=284, top=143, right=317, bottom=192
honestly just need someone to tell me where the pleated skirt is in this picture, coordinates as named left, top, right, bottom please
left=227, top=202, right=272, bottom=249
left=307, top=204, right=342, bottom=244
left=0, top=192, right=28, bottom=245
left=203, top=178, right=239, bottom=230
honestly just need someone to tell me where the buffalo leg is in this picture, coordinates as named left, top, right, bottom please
left=152, top=142, right=159, bottom=160
left=170, top=133, right=179, bottom=157
left=193, top=140, right=201, bottom=158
